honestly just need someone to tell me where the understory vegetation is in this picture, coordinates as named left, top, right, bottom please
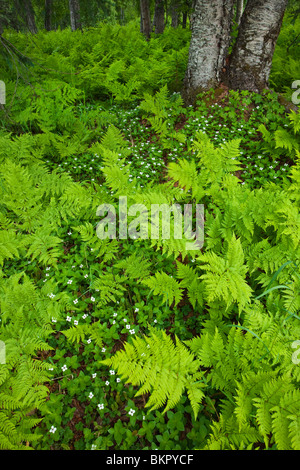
left=0, top=17, right=299, bottom=450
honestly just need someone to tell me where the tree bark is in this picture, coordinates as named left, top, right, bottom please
left=228, top=0, right=289, bottom=92
left=153, top=0, right=165, bottom=34
left=22, top=0, right=37, bottom=34
left=235, top=0, right=244, bottom=25
left=44, top=0, right=52, bottom=31
left=140, top=0, right=151, bottom=40
left=182, top=0, right=235, bottom=105
left=69, top=0, right=81, bottom=31
left=171, top=1, right=179, bottom=28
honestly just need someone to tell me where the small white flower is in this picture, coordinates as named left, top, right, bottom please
left=49, top=426, right=57, bottom=433
left=102, top=348, right=106, bottom=352
left=89, top=392, right=94, bottom=399
left=113, top=313, right=117, bottom=317
left=68, top=231, right=72, bottom=235
left=46, top=267, right=51, bottom=271
left=130, top=329, right=135, bottom=334
left=128, top=409, right=135, bottom=416
left=49, top=293, right=55, bottom=299
left=105, top=380, right=109, bottom=386
left=92, top=373, right=97, bottom=378
left=79, top=264, right=84, bottom=268
left=116, top=378, right=121, bottom=383
left=126, top=324, right=131, bottom=329
left=84, top=274, right=88, bottom=279
left=73, top=299, right=78, bottom=305
left=61, top=365, right=67, bottom=372
left=109, top=370, right=115, bottom=375
left=82, top=314, right=88, bottom=319
left=87, top=338, right=92, bottom=344
left=67, top=280, right=73, bottom=284
left=135, top=308, right=139, bottom=312
left=98, top=403, right=104, bottom=410
left=91, top=297, right=95, bottom=302
left=52, top=317, right=57, bottom=323
left=74, top=320, right=78, bottom=325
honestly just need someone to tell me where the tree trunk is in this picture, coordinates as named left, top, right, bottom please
left=182, top=11, right=187, bottom=28
left=153, top=0, right=165, bottom=34
left=228, top=0, right=289, bottom=93
left=171, top=2, right=179, bottom=28
left=69, top=0, right=81, bottom=31
left=235, top=0, right=244, bottom=25
left=23, top=0, right=37, bottom=34
left=140, top=0, right=151, bottom=40
left=182, top=0, right=235, bottom=105
left=44, top=0, right=52, bottom=31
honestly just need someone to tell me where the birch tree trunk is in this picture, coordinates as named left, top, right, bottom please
left=153, top=0, right=165, bottom=34
left=235, top=0, right=244, bottom=25
left=69, top=0, right=81, bottom=31
left=140, top=0, right=151, bottom=39
left=182, top=0, right=235, bottom=105
left=228, top=0, right=289, bottom=92
left=44, top=0, right=52, bottom=31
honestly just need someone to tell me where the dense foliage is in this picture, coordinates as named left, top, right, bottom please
left=0, top=14, right=299, bottom=450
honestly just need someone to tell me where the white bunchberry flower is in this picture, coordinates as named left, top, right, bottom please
left=49, top=293, right=55, bottom=299
left=89, top=392, right=94, bottom=399
left=92, top=373, right=97, bottom=378
left=130, top=329, right=135, bottom=334
left=113, top=313, right=117, bottom=317
left=49, top=426, right=57, bottom=433
left=98, top=403, right=104, bottom=410
left=91, top=297, right=95, bottom=302
left=74, top=320, right=78, bottom=325
left=102, top=348, right=106, bottom=352
left=135, top=308, right=139, bottom=312
left=116, top=378, right=121, bottom=383
left=87, top=338, right=91, bottom=344
left=68, top=231, right=72, bottom=235
left=79, top=264, right=84, bottom=268
left=82, top=314, right=88, bottom=319
left=109, top=370, right=115, bottom=375
left=126, top=324, right=130, bottom=329
left=61, top=365, right=67, bottom=372
left=46, top=267, right=51, bottom=271
left=52, top=317, right=57, bottom=323
left=84, top=274, right=88, bottom=279
left=66, top=316, right=72, bottom=322
left=128, top=409, right=135, bottom=416
left=67, top=279, right=73, bottom=284
left=73, top=299, right=78, bottom=305
left=105, top=380, right=109, bottom=386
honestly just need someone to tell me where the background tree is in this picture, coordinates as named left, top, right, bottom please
left=153, top=0, right=165, bottom=34
left=140, top=0, right=151, bottom=39
left=44, top=0, right=52, bottom=30
left=15, top=0, right=38, bottom=34
left=69, top=0, right=81, bottom=31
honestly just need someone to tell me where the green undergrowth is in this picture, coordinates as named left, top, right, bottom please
left=0, top=21, right=299, bottom=451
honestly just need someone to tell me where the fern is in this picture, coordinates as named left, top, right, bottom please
left=101, top=327, right=205, bottom=418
